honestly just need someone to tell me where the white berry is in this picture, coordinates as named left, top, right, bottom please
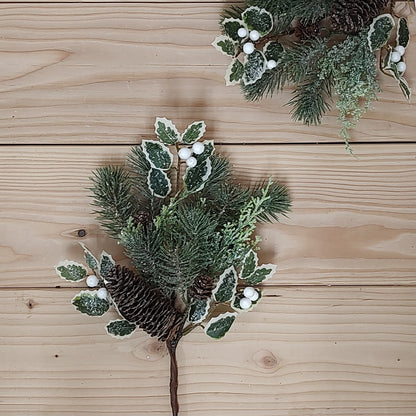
left=267, top=60, right=277, bottom=70
left=239, top=297, right=252, bottom=310
left=186, top=156, right=197, bottom=168
left=243, top=42, right=255, bottom=55
left=178, top=147, right=192, bottom=160
left=397, top=61, right=407, bottom=73
left=249, top=290, right=259, bottom=302
left=97, top=287, right=108, bottom=300
left=391, top=51, right=401, bottom=63
left=394, top=45, right=406, bottom=56
left=249, top=30, right=260, bottom=41
left=192, top=142, right=204, bottom=155
left=243, top=287, right=255, bottom=299
left=237, top=27, right=247, bottom=38
left=86, top=275, right=99, bottom=288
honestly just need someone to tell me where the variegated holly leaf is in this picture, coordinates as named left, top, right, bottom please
left=243, top=263, right=277, bottom=285
left=154, top=117, right=180, bottom=145
left=242, top=6, right=273, bottom=36
left=148, top=168, right=171, bottom=198
left=212, top=35, right=236, bottom=57
left=213, top=266, right=237, bottom=303
left=55, top=260, right=88, bottom=282
left=264, top=41, right=283, bottom=62
left=184, top=158, right=212, bottom=193
left=225, top=58, right=244, bottom=86
left=194, top=140, right=214, bottom=163
left=240, top=250, right=258, bottom=280
left=72, top=290, right=110, bottom=316
left=243, top=49, right=266, bottom=85
left=79, top=242, right=98, bottom=271
left=100, top=251, right=115, bottom=279
left=106, top=319, right=137, bottom=339
left=231, top=290, right=262, bottom=312
left=222, top=18, right=246, bottom=41
left=142, top=140, right=173, bottom=171
left=368, top=14, right=395, bottom=51
left=397, top=17, right=409, bottom=49
left=205, top=312, right=237, bottom=339
left=181, top=121, right=206, bottom=144
left=188, top=298, right=211, bottom=323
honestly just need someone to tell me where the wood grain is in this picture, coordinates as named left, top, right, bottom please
left=1, top=144, right=415, bottom=288
left=0, top=4, right=415, bottom=144
left=0, top=287, right=415, bottom=416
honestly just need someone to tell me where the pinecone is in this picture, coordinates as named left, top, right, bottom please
left=132, top=211, right=152, bottom=227
left=105, top=265, right=185, bottom=341
left=330, top=0, right=390, bottom=34
left=189, top=275, right=214, bottom=300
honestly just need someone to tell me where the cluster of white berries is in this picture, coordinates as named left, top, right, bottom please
left=86, top=274, right=108, bottom=300
left=391, top=45, right=407, bottom=73
left=238, top=26, right=277, bottom=70
left=239, top=286, right=259, bottom=310
left=178, top=142, right=205, bottom=168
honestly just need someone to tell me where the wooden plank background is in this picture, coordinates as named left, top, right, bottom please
left=0, top=1, right=415, bottom=416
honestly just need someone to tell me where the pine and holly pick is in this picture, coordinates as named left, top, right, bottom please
left=55, top=117, right=291, bottom=415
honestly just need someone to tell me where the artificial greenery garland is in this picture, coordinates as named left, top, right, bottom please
left=55, top=117, right=290, bottom=415
left=213, top=0, right=411, bottom=151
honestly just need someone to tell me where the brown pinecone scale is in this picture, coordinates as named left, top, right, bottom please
left=132, top=211, right=152, bottom=227
left=189, top=275, right=214, bottom=300
left=105, top=265, right=185, bottom=341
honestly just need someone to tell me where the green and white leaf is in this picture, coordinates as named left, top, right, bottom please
left=99, top=251, right=115, bottom=280
left=213, top=266, right=238, bottom=303
left=142, top=140, right=173, bottom=170
left=242, top=6, right=273, bottom=36
left=195, top=140, right=214, bottom=163
left=397, top=17, right=409, bottom=49
left=106, top=319, right=137, bottom=339
left=222, top=18, right=246, bottom=41
left=231, top=290, right=262, bottom=312
left=243, top=49, right=266, bottom=85
left=205, top=312, right=237, bottom=339
left=154, top=117, right=180, bottom=145
left=184, top=158, right=212, bottom=193
left=147, top=168, right=171, bottom=198
left=212, top=35, right=236, bottom=57
left=79, top=242, right=99, bottom=271
left=181, top=121, right=206, bottom=144
left=55, top=260, right=88, bottom=282
left=225, top=58, right=244, bottom=86
left=72, top=290, right=110, bottom=316
left=264, top=41, right=283, bottom=62
left=243, top=263, right=277, bottom=285
left=188, top=298, right=211, bottom=323
left=367, top=14, right=395, bottom=51
left=240, top=249, right=258, bottom=280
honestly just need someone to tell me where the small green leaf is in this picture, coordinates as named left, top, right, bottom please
left=240, top=250, right=258, bottom=280
left=222, top=18, right=246, bottom=41
left=100, top=251, right=115, bottom=279
left=79, top=242, right=99, bottom=271
left=184, top=158, right=212, bottom=193
left=368, top=14, right=395, bottom=51
left=212, top=35, right=236, bottom=56
left=55, top=260, right=88, bottom=282
left=398, top=76, right=411, bottom=101
left=148, top=168, right=171, bottom=198
left=242, top=6, right=273, bottom=36
left=264, top=41, right=283, bottom=62
left=142, top=140, right=173, bottom=171
left=154, top=117, right=180, bottom=145
left=205, top=312, right=237, bottom=339
left=106, top=319, right=137, bottom=339
left=244, top=264, right=277, bottom=285
left=243, top=49, right=266, bottom=85
left=181, top=121, right=206, bottom=144
left=188, top=298, right=210, bottom=323
left=397, top=17, right=409, bottom=49
left=225, top=58, right=244, bottom=86
left=213, top=266, right=237, bottom=303
left=72, top=290, right=110, bottom=316
left=194, top=140, right=214, bottom=163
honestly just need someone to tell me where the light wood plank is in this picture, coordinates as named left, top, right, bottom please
left=0, top=286, right=415, bottom=415
left=1, top=144, right=415, bottom=287
left=0, top=4, right=415, bottom=144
